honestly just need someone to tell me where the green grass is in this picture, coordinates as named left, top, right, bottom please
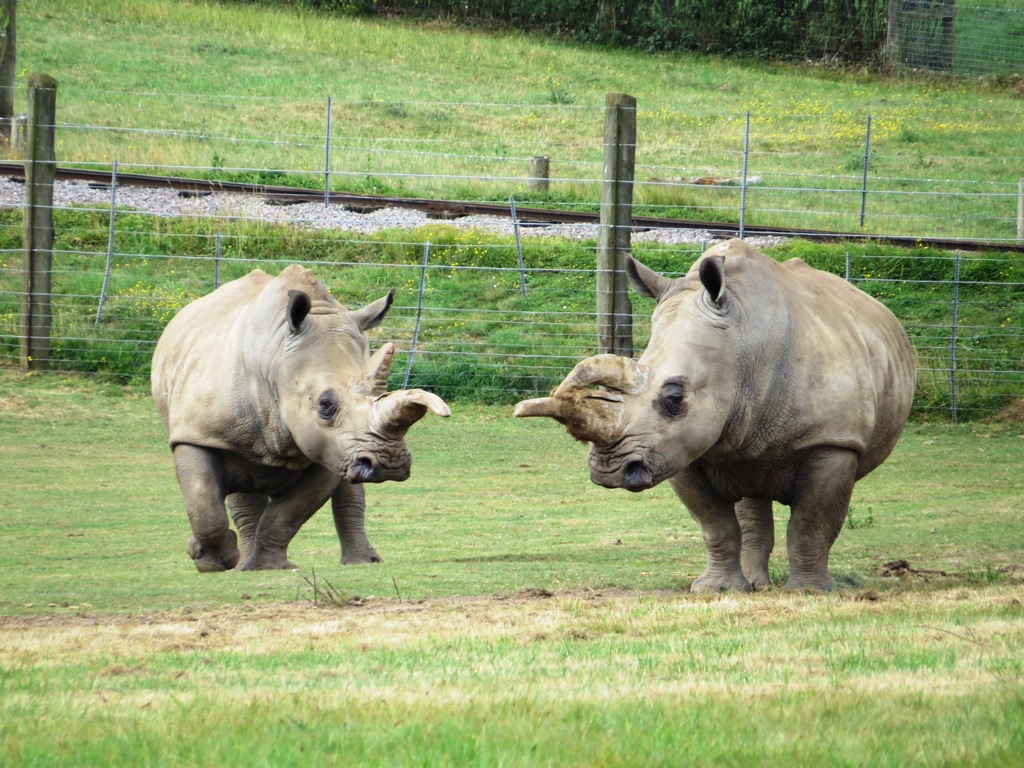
left=1, top=368, right=1023, bottom=766
left=10, top=0, right=1024, bottom=240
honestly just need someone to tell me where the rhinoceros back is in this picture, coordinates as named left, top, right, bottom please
left=774, top=256, right=916, bottom=477
left=151, top=267, right=303, bottom=456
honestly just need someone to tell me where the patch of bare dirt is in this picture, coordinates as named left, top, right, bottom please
left=996, top=398, right=1024, bottom=423
left=880, top=559, right=950, bottom=579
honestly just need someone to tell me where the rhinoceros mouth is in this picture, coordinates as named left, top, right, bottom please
left=342, top=444, right=409, bottom=481
left=588, top=454, right=652, bottom=492
left=343, top=453, right=412, bottom=484
left=622, top=460, right=655, bottom=492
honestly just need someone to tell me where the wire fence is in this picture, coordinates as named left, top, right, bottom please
left=19, top=92, right=1021, bottom=246
left=1, top=194, right=1021, bottom=421
left=1, top=92, right=1022, bottom=420
left=890, top=0, right=1024, bottom=77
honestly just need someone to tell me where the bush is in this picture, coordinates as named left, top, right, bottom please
left=278, top=0, right=889, bottom=64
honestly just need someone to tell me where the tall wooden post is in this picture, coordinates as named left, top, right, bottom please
left=528, top=155, right=549, bottom=192
left=0, top=0, right=17, bottom=143
left=885, top=0, right=902, bottom=67
left=596, top=93, right=635, bottom=357
left=21, top=72, right=56, bottom=370
left=597, top=0, right=616, bottom=41
left=1018, top=179, right=1024, bottom=243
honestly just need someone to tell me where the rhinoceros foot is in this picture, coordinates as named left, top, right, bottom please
left=188, top=530, right=240, bottom=573
left=341, top=550, right=383, bottom=565
left=237, top=553, right=299, bottom=571
left=743, top=567, right=773, bottom=590
left=781, top=573, right=835, bottom=592
left=691, top=569, right=752, bottom=594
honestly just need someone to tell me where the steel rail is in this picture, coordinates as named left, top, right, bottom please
left=3, top=162, right=1021, bottom=253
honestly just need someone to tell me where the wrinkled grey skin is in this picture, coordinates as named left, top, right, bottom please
left=152, top=265, right=449, bottom=572
left=516, top=239, right=916, bottom=592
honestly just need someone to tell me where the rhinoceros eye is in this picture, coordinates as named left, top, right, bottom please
left=317, top=390, right=339, bottom=421
left=656, top=379, right=687, bottom=419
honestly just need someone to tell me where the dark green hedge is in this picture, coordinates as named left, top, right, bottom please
left=280, top=0, right=889, bottom=62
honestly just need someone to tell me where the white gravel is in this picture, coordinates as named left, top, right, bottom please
left=0, top=176, right=787, bottom=249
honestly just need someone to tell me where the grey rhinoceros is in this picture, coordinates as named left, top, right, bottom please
left=515, top=239, right=916, bottom=592
left=152, top=265, right=450, bottom=572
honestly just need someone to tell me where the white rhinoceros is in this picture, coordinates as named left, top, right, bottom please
left=152, top=265, right=449, bottom=572
left=515, top=239, right=916, bottom=592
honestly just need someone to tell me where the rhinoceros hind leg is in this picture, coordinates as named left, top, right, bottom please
left=736, top=497, right=774, bottom=589
left=227, top=492, right=269, bottom=558
left=783, top=447, right=858, bottom=592
left=240, top=465, right=338, bottom=571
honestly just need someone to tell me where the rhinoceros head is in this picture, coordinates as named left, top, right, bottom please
left=271, top=270, right=450, bottom=484
left=515, top=246, right=746, bottom=492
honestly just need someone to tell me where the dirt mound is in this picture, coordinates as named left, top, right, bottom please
left=879, top=559, right=949, bottom=578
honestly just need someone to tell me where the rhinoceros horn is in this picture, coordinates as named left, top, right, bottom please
left=352, top=343, right=397, bottom=397
left=374, top=389, right=451, bottom=437
left=514, top=354, right=643, bottom=445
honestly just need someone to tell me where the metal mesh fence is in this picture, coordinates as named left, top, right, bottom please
left=2, top=195, right=1021, bottom=420
left=2, top=90, right=1022, bottom=420
left=889, top=1, right=1024, bottom=77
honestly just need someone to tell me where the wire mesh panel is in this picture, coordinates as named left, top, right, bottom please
left=1, top=87, right=1022, bottom=418
left=888, top=0, right=1024, bottom=76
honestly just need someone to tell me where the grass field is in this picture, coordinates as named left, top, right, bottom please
left=1, top=368, right=1023, bottom=766
left=10, top=0, right=1024, bottom=239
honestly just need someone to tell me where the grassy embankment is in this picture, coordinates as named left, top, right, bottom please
left=22, top=0, right=1024, bottom=238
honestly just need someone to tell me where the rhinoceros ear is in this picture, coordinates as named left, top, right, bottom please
left=351, top=289, right=395, bottom=331
left=698, top=254, right=726, bottom=304
left=287, top=290, right=312, bottom=333
left=626, top=256, right=677, bottom=303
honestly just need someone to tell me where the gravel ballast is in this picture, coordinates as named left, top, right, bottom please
left=0, top=176, right=788, bottom=249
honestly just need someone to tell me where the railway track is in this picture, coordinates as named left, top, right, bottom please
left=4, top=162, right=1021, bottom=253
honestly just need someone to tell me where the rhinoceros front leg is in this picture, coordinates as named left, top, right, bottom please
left=670, top=468, right=751, bottom=593
left=332, top=480, right=383, bottom=564
left=736, top=497, right=775, bottom=589
left=172, top=444, right=241, bottom=573
left=784, top=447, right=858, bottom=592
left=238, top=465, right=338, bottom=571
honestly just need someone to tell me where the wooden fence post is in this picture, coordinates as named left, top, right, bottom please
left=597, top=92, right=635, bottom=357
left=597, top=0, right=616, bottom=40
left=1017, top=179, right=1023, bottom=242
left=529, top=155, right=549, bottom=192
left=885, top=0, right=903, bottom=67
left=20, top=72, right=56, bottom=370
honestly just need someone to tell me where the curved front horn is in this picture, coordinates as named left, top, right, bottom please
left=374, top=389, right=451, bottom=436
left=352, top=343, right=396, bottom=397
left=514, top=355, right=642, bottom=445
left=513, top=397, right=567, bottom=420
